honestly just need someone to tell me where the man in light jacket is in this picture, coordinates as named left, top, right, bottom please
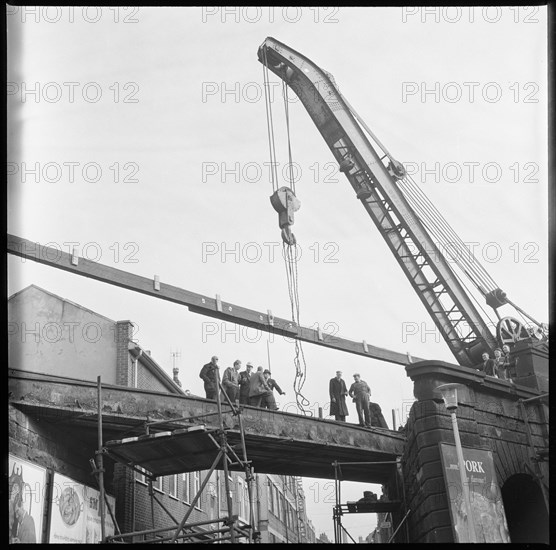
left=238, top=362, right=254, bottom=404
left=349, top=373, right=371, bottom=428
left=221, top=359, right=241, bottom=403
left=249, top=366, right=272, bottom=408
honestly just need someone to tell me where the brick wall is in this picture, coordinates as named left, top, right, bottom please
left=9, top=404, right=117, bottom=542
left=136, top=362, right=173, bottom=393
left=9, top=405, right=107, bottom=488
left=402, top=400, right=458, bottom=543
left=115, top=320, right=133, bottom=386
left=131, top=472, right=215, bottom=542
left=401, top=361, right=549, bottom=543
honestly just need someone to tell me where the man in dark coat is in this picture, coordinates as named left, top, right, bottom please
left=329, top=370, right=349, bottom=422
left=238, top=362, right=254, bottom=404
left=369, top=402, right=389, bottom=428
left=263, top=369, right=284, bottom=410
left=199, top=356, right=220, bottom=399
left=479, top=352, right=496, bottom=377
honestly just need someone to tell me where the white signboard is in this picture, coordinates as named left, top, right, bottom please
left=49, top=473, right=115, bottom=544
left=9, top=454, right=48, bottom=543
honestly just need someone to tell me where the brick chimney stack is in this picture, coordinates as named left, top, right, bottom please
left=173, top=367, right=182, bottom=388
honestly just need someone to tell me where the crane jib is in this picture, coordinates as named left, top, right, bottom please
left=258, top=37, right=502, bottom=367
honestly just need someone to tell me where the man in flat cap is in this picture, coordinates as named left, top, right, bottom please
left=329, top=370, right=349, bottom=422
left=199, top=355, right=220, bottom=400
left=349, top=373, right=371, bottom=428
left=238, top=362, right=254, bottom=405
left=262, top=369, right=285, bottom=410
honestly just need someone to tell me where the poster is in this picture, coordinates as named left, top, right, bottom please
left=8, top=454, right=48, bottom=544
left=49, top=473, right=115, bottom=544
left=439, top=443, right=510, bottom=543
left=83, top=485, right=116, bottom=544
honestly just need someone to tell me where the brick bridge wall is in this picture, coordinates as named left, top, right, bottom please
left=399, top=359, right=548, bottom=543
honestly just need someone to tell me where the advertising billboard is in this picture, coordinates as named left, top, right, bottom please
left=439, top=443, right=510, bottom=543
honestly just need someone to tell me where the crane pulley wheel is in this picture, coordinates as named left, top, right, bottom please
left=496, top=316, right=533, bottom=346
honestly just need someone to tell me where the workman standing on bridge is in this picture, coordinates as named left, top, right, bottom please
left=238, top=362, right=254, bottom=404
left=263, top=369, right=285, bottom=410
left=493, top=348, right=508, bottom=380
left=199, top=356, right=220, bottom=400
left=249, top=366, right=273, bottom=408
left=349, top=373, right=372, bottom=428
left=501, top=344, right=516, bottom=384
left=329, top=370, right=349, bottom=422
left=221, top=359, right=241, bottom=403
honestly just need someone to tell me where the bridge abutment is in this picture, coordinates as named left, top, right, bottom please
left=401, top=354, right=548, bottom=543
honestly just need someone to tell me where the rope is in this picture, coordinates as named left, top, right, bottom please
left=282, top=81, right=296, bottom=195
left=397, top=174, right=498, bottom=293
left=447, top=254, right=499, bottom=336
left=262, top=49, right=279, bottom=192
left=403, top=174, right=498, bottom=291
left=262, top=51, right=311, bottom=415
left=343, top=91, right=500, bottom=295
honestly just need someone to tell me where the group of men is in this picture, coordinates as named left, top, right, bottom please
left=479, top=345, right=516, bottom=382
left=329, top=370, right=373, bottom=428
left=199, top=356, right=285, bottom=409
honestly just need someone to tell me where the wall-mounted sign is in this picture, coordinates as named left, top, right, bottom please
left=9, top=454, right=48, bottom=543
left=49, top=472, right=115, bottom=543
left=439, top=443, right=510, bottom=543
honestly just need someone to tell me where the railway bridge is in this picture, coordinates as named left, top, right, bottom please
left=8, top=369, right=405, bottom=484
left=9, top=347, right=548, bottom=544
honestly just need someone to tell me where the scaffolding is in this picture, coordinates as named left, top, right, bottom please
left=93, top=369, right=258, bottom=543
left=332, top=459, right=410, bottom=544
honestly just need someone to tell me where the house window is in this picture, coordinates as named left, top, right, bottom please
left=268, top=483, right=274, bottom=515
left=193, top=471, right=201, bottom=494
left=193, top=471, right=202, bottom=509
left=237, top=477, right=246, bottom=521
left=243, top=483, right=249, bottom=522
left=153, top=476, right=163, bottom=493
left=285, top=503, right=290, bottom=528
left=276, top=490, right=283, bottom=521
left=182, top=473, right=190, bottom=503
left=135, top=467, right=146, bottom=484
left=168, top=474, right=178, bottom=498
left=288, top=503, right=295, bottom=529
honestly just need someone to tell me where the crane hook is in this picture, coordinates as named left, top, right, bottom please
left=270, top=186, right=301, bottom=246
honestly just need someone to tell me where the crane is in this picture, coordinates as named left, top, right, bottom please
left=258, top=37, right=546, bottom=368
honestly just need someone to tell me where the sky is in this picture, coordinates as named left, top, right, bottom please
left=7, top=6, right=548, bottom=542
